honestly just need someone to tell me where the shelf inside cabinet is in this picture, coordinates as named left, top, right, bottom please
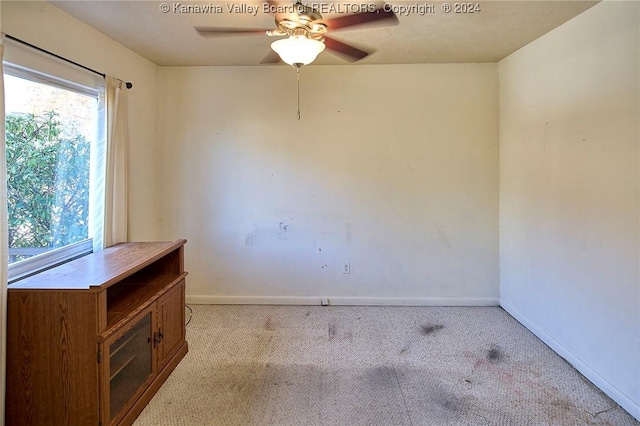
left=110, top=353, right=138, bottom=381
left=110, top=333, right=136, bottom=359
left=106, top=272, right=186, bottom=329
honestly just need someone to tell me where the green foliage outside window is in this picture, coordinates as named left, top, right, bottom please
left=6, top=111, right=90, bottom=261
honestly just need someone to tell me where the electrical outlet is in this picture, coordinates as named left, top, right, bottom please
left=342, top=262, right=351, bottom=274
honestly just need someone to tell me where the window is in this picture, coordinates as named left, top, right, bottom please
left=3, top=49, right=104, bottom=282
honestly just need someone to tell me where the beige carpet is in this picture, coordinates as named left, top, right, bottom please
left=134, top=305, right=638, bottom=425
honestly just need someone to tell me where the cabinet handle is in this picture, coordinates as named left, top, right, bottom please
left=153, top=328, right=164, bottom=348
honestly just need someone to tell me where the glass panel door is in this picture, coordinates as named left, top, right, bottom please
left=108, top=312, right=153, bottom=420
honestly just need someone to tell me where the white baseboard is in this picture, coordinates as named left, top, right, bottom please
left=500, top=299, right=640, bottom=422
left=186, top=295, right=500, bottom=306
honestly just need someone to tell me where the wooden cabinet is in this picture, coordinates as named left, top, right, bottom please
left=5, top=240, right=188, bottom=426
left=156, top=283, right=186, bottom=369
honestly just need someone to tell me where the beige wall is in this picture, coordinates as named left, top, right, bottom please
left=499, top=1, right=639, bottom=418
left=158, top=64, right=499, bottom=304
left=1, top=0, right=160, bottom=241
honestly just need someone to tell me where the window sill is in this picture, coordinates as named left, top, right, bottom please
left=8, top=239, right=93, bottom=284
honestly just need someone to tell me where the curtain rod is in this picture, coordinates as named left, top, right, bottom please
left=5, top=34, right=133, bottom=89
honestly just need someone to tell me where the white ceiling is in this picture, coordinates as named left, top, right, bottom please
left=49, top=0, right=598, bottom=66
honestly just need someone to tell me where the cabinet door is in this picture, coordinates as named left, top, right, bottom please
left=156, top=279, right=186, bottom=369
left=103, top=309, right=155, bottom=425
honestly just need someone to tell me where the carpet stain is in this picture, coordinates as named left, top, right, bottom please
left=364, top=366, right=398, bottom=388
left=536, top=385, right=583, bottom=423
left=421, top=324, right=445, bottom=336
left=465, top=350, right=517, bottom=389
left=327, top=323, right=354, bottom=342
left=328, top=323, right=337, bottom=340
left=396, top=368, right=470, bottom=421
left=436, top=392, right=463, bottom=414
left=196, top=363, right=269, bottom=424
left=465, top=350, right=592, bottom=424
left=264, top=317, right=275, bottom=331
left=487, top=344, right=504, bottom=364
left=305, top=311, right=311, bottom=317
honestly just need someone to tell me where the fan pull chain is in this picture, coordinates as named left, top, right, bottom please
left=296, top=65, right=301, bottom=120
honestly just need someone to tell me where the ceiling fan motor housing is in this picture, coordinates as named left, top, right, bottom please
left=295, top=3, right=323, bottom=23
left=274, top=3, right=327, bottom=40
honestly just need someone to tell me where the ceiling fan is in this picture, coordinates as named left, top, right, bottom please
left=194, top=1, right=399, bottom=66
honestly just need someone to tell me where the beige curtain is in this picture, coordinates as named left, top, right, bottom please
left=0, top=37, right=9, bottom=423
left=102, top=76, right=129, bottom=247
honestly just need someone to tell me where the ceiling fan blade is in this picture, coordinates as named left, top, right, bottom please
left=324, top=36, right=371, bottom=62
left=260, top=50, right=282, bottom=64
left=321, top=6, right=398, bottom=31
left=195, top=27, right=270, bottom=36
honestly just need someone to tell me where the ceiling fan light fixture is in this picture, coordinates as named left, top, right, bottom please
left=271, top=35, right=325, bottom=66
